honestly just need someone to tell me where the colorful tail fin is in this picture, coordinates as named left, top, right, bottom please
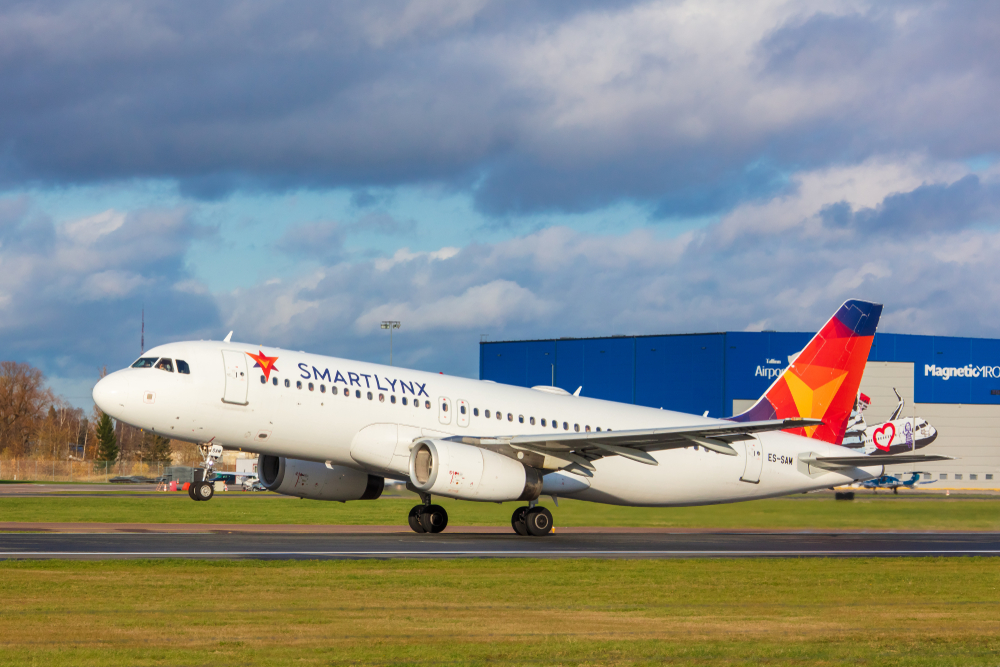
left=731, top=300, right=882, bottom=445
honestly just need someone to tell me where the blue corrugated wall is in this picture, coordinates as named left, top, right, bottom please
left=481, top=331, right=1000, bottom=415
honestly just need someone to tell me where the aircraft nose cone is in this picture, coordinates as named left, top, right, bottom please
left=92, top=373, right=130, bottom=417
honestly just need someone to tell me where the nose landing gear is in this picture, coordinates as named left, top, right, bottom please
left=511, top=505, right=553, bottom=536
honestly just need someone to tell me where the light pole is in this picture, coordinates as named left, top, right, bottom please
left=381, top=321, right=401, bottom=366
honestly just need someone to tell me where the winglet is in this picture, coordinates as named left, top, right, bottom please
left=223, top=331, right=233, bottom=343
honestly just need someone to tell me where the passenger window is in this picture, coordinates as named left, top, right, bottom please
left=585, top=426, right=590, bottom=432
left=574, top=424, right=580, bottom=432
left=596, top=427, right=602, bottom=432
left=474, top=408, right=479, bottom=417
left=308, top=382, right=314, bottom=391
left=320, top=384, right=326, bottom=393
left=442, top=402, right=449, bottom=412
left=553, top=420, right=558, bottom=429
left=530, top=417, right=535, bottom=425
left=425, top=400, right=431, bottom=409
left=284, top=379, right=290, bottom=388
left=131, top=357, right=158, bottom=368
left=356, top=390, right=361, bottom=398
left=345, top=390, right=350, bottom=399
left=402, top=397, right=408, bottom=406
left=367, top=391, right=373, bottom=400
left=518, top=415, right=524, bottom=423
left=496, top=411, right=502, bottom=420
left=176, top=360, right=191, bottom=374
left=260, top=375, right=266, bottom=384
left=155, top=358, right=174, bottom=372
left=485, top=410, right=491, bottom=418
left=296, top=381, right=302, bottom=389
left=332, top=386, right=338, bottom=395
left=391, top=395, right=396, bottom=404
left=541, top=418, right=546, bottom=427
left=563, top=422, right=568, bottom=430
left=460, top=405, right=466, bottom=414
left=272, top=377, right=278, bottom=386
left=379, top=393, right=385, bottom=402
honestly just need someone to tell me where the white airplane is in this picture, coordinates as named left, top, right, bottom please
left=92, top=300, right=949, bottom=536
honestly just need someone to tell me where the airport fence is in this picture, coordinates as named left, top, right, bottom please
left=0, top=459, right=167, bottom=483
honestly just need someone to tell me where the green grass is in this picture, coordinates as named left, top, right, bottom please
left=2, top=492, right=999, bottom=530
left=0, top=558, right=997, bottom=666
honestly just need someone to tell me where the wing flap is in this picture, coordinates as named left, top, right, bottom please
left=801, top=453, right=953, bottom=470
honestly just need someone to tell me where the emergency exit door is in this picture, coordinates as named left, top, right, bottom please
left=740, top=436, right=763, bottom=483
left=222, top=350, right=249, bottom=405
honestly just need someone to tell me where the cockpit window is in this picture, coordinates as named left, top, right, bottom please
left=154, top=358, right=174, bottom=373
left=131, top=357, right=158, bottom=368
left=176, top=360, right=190, bottom=374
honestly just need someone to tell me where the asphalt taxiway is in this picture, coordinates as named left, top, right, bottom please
left=0, top=530, right=997, bottom=559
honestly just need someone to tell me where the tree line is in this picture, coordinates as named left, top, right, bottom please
left=0, top=361, right=174, bottom=463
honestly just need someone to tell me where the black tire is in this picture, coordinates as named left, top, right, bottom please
left=511, top=506, right=530, bottom=536
left=196, top=481, right=214, bottom=501
left=525, top=507, right=553, bottom=536
left=187, top=483, right=197, bottom=500
left=419, top=504, right=449, bottom=534
left=408, top=505, right=427, bottom=533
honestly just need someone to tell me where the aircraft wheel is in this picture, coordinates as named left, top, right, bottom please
left=187, top=482, right=197, bottom=500
left=408, top=505, right=427, bottom=533
left=511, top=506, right=529, bottom=536
left=419, top=504, right=448, bottom=534
left=525, top=507, right=553, bottom=536
left=196, top=481, right=214, bottom=501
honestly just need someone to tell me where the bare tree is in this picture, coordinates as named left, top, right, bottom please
left=0, top=361, right=55, bottom=457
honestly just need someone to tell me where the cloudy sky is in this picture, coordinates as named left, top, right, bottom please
left=1, top=0, right=998, bottom=407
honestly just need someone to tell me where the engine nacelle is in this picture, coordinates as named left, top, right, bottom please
left=258, top=455, right=384, bottom=501
left=408, top=439, right=541, bottom=502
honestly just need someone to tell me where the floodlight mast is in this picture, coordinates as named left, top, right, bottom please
left=380, top=320, right=401, bottom=366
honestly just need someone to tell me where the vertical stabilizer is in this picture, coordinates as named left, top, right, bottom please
left=731, top=300, right=882, bottom=445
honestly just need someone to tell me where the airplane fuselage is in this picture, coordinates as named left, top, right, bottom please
left=94, top=340, right=882, bottom=507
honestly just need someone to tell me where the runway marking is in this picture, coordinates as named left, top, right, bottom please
left=1, top=550, right=999, bottom=557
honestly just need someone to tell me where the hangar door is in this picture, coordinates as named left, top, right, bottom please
left=222, top=350, right=249, bottom=405
left=740, top=436, right=763, bottom=484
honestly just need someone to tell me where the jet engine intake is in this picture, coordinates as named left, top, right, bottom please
left=258, top=455, right=384, bottom=501
left=408, top=439, right=541, bottom=502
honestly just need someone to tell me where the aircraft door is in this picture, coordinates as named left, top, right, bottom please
left=221, top=350, right=249, bottom=405
left=740, top=436, right=763, bottom=484
left=456, top=399, right=470, bottom=427
left=438, top=397, right=452, bottom=425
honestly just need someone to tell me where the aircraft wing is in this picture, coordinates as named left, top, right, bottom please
left=445, top=418, right=823, bottom=476
left=800, top=453, right=953, bottom=470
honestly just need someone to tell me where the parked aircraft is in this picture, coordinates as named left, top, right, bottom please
left=862, top=471, right=935, bottom=493
left=842, top=389, right=938, bottom=455
left=92, top=300, right=949, bottom=536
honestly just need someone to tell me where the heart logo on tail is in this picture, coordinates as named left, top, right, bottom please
left=872, top=423, right=896, bottom=451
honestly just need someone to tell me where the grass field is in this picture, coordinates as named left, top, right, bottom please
left=0, top=558, right=997, bottom=666
left=2, top=492, right=1000, bottom=530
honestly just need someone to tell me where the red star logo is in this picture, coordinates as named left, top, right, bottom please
left=246, top=350, right=279, bottom=381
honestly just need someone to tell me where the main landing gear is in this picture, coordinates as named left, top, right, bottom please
left=405, top=495, right=554, bottom=537
left=511, top=504, right=553, bottom=536
left=408, top=497, right=449, bottom=534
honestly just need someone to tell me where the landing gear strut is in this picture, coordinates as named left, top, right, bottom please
left=407, top=494, right=449, bottom=534
left=511, top=505, right=553, bottom=536
left=188, top=442, right=224, bottom=502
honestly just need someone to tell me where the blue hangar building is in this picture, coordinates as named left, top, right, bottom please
left=480, top=331, right=1000, bottom=489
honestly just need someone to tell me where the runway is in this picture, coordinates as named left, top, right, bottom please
left=1, top=531, right=997, bottom=559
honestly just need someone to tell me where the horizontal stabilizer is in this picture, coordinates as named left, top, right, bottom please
left=801, top=453, right=954, bottom=470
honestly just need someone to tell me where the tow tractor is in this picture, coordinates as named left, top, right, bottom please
left=188, top=443, right=225, bottom=501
